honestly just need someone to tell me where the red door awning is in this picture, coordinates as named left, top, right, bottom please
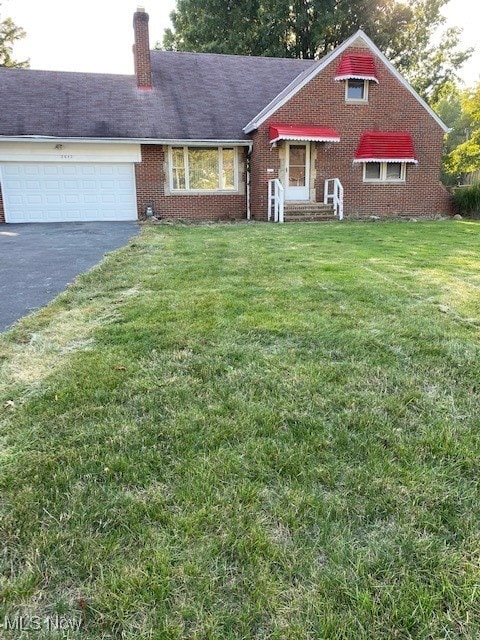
left=269, top=125, right=340, bottom=144
left=353, top=132, right=417, bottom=163
left=334, top=54, right=378, bottom=83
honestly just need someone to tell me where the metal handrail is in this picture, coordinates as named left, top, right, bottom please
left=268, top=178, right=285, bottom=223
left=324, top=178, right=344, bottom=220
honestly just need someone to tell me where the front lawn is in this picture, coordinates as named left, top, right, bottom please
left=1, top=221, right=480, bottom=639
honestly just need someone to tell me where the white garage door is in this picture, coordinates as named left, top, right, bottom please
left=1, top=163, right=137, bottom=222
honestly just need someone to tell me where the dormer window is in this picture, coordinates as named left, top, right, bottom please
left=335, top=54, right=378, bottom=104
left=346, top=79, right=368, bottom=102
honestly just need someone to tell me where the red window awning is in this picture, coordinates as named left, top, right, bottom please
left=334, top=54, right=378, bottom=83
left=353, top=132, right=417, bottom=163
left=269, top=125, right=340, bottom=144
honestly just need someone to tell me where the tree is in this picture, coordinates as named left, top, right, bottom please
left=161, top=0, right=471, bottom=102
left=442, top=83, right=480, bottom=179
left=0, top=4, right=29, bottom=68
left=431, top=83, right=468, bottom=184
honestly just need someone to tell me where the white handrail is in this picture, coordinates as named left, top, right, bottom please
left=324, top=178, right=344, bottom=220
left=268, top=178, right=285, bottom=223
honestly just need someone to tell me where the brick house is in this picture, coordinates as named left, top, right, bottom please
left=0, top=8, right=451, bottom=224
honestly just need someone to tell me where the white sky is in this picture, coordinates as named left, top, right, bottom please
left=4, top=0, right=480, bottom=86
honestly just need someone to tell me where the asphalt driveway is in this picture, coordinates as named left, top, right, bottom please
left=0, top=222, right=139, bottom=332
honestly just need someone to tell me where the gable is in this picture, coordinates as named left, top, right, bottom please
left=243, top=31, right=449, bottom=134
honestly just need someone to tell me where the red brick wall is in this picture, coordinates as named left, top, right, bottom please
left=250, top=45, right=452, bottom=220
left=133, top=10, right=152, bottom=89
left=135, top=145, right=247, bottom=221
left=0, top=182, right=5, bottom=223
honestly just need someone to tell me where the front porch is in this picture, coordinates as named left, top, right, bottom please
left=266, top=125, right=344, bottom=223
left=268, top=177, right=344, bottom=223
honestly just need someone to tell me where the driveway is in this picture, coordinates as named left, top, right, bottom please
left=0, top=222, right=139, bottom=332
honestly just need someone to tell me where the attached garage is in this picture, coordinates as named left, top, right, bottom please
left=0, top=142, right=141, bottom=223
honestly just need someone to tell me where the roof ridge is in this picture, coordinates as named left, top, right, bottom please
left=0, top=67, right=134, bottom=79
left=150, top=49, right=315, bottom=63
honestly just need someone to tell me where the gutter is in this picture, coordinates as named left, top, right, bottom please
left=0, top=136, right=253, bottom=147
left=246, top=142, right=253, bottom=221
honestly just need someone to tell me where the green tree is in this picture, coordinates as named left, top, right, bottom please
left=443, top=83, right=480, bottom=178
left=0, top=4, right=29, bottom=68
left=161, top=0, right=471, bottom=102
left=431, top=83, right=468, bottom=184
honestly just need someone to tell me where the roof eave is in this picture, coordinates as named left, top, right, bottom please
left=0, top=135, right=253, bottom=146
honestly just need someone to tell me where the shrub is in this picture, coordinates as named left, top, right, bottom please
left=453, top=182, right=480, bottom=215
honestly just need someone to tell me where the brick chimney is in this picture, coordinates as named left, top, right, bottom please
left=133, top=7, right=152, bottom=89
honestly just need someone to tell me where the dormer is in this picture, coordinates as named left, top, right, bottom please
left=334, top=54, right=378, bottom=103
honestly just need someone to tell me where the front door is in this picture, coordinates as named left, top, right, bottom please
left=285, top=142, right=310, bottom=201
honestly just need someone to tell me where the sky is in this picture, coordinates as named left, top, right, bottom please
left=4, top=0, right=480, bottom=86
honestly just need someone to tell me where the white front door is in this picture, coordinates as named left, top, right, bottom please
left=285, top=142, right=310, bottom=201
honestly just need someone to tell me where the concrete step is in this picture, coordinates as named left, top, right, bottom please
left=285, top=216, right=338, bottom=222
left=285, top=202, right=333, bottom=212
left=284, top=202, right=337, bottom=222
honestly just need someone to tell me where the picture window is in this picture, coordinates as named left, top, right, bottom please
left=170, top=147, right=237, bottom=191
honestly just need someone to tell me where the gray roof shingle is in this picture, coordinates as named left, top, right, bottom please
left=0, top=51, right=315, bottom=140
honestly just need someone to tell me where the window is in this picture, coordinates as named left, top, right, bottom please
left=365, top=162, right=381, bottom=180
left=346, top=79, right=368, bottom=102
left=171, top=147, right=186, bottom=190
left=363, top=162, right=406, bottom=183
left=385, top=162, right=403, bottom=180
left=169, top=147, right=237, bottom=192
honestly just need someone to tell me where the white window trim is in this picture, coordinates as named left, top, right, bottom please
left=168, top=146, right=239, bottom=193
left=363, top=162, right=406, bottom=183
left=345, top=79, right=369, bottom=103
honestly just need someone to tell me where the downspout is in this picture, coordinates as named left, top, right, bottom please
left=246, top=143, right=253, bottom=220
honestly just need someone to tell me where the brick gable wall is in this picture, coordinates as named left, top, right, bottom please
left=250, top=46, right=452, bottom=220
left=135, top=145, right=247, bottom=221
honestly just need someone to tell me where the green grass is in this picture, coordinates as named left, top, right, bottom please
left=1, top=220, right=480, bottom=639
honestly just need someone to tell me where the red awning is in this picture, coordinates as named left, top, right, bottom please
left=353, top=132, right=417, bottom=163
left=334, top=54, right=378, bottom=83
left=269, top=125, right=340, bottom=144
